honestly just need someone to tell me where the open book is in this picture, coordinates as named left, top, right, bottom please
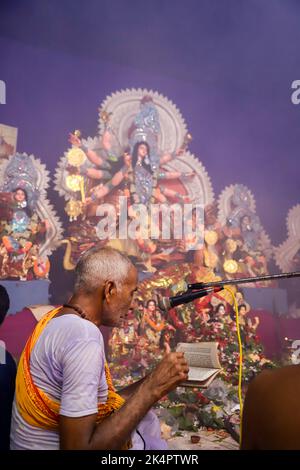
left=176, top=342, right=222, bottom=388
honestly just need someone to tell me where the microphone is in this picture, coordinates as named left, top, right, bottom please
left=158, top=286, right=223, bottom=311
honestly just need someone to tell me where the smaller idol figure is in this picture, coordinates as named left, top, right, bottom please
left=141, top=299, right=166, bottom=349
left=0, top=153, right=60, bottom=280
left=0, top=187, right=49, bottom=280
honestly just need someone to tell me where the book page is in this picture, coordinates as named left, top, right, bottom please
left=188, top=367, right=219, bottom=381
left=176, top=342, right=221, bottom=369
left=182, top=369, right=221, bottom=388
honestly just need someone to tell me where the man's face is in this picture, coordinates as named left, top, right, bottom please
left=101, top=266, right=138, bottom=327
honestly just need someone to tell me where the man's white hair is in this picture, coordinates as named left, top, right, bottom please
left=74, top=246, right=134, bottom=293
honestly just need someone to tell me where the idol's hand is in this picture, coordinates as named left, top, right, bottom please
left=69, top=133, right=81, bottom=147
left=83, top=197, right=93, bottom=206
left=182, top=171, right=196, bottom=179
left=89, top=184, right=108, bottom=200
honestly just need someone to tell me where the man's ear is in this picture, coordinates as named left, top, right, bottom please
left=103, top=280, right=117, bottom=303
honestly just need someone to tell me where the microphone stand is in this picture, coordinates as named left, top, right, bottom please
left=158, top=271, right=300, bottom=311
left=187, top=271, right=300, bottom=291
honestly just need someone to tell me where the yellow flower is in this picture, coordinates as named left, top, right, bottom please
left=212, top=405, right=221, bottom=413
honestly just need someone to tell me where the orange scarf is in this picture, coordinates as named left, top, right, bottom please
left=144, top=313, right=165, bottom=332
left=15, top=307, right=129, bottom=444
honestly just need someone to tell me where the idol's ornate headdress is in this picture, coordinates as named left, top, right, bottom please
left=2, top=153, right=39, bottom=209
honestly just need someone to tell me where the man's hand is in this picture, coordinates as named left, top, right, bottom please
left=59, top=352, right=188, bottom=450
left=146, top=351, right=189, bottom=401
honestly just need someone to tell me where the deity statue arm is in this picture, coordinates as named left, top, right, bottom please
left=153, top=187, right=167, bottom=203
left=85, top=164, right=129, bottom=205
left=69, top=133, right=110, bottom=169
left=156, top=186, right=189, bottom=203
left=110, top=165, right=129, bottom=186
left=159, top=146, right=186, bottom=165
left=83, top=167, right=111, bottom=180
left=159, top=151, right=175, bottom=165
left=158, top=169, right=195, bottom=180
left=159, top=134, right=192, bottom=165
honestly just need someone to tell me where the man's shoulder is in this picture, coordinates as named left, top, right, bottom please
left=50, top=315, right=103, bottom=344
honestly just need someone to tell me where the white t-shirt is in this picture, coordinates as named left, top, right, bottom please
left=10, top=314, right=108, bottom=450
left=10, top=314, right=167, bottom=450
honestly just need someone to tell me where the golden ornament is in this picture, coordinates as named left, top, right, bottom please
left=100, top=110, right=112, bottom=123
left=193, top=267, right=221, bottom=284
left=204, top=230, right=218, bottom=245
left=204, top=248, right=219, bottom=269
left=223, top=259, right=238, bottom=274
left=67, top=147, right=86, bottom=167
left=65, top=199, right=83, bottom=221
left=66, top=174, right=83, bottom=192
left=224, top=238, right=237, bottom=253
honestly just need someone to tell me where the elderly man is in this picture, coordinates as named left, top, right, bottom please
left=10, top=247, right=188, bottom=450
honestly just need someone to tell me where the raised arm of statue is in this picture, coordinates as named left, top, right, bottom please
left=69, top=132, right=109, bottom=168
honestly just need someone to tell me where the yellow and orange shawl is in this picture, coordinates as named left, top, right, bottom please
left=15, top=307, right=127, bottom=438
